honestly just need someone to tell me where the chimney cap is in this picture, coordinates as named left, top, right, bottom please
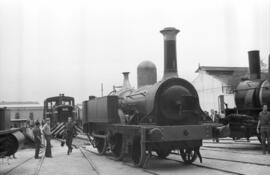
left=248, top=50, right=260, bottom=53
left=160, top=27, right=180, bottom=40
left=160, top=27, right=180, bottom=34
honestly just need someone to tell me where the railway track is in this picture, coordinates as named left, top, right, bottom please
left=171, top=151, right=270, bottom=166
left=74, top=137, right=270, bottom=175
left=79, top=147, right=101, bottom=175
left=163, top=155, right=243, bottom=175
left=203, top=141, right=259, bottom=145
left=201, top=147, right=263, bottom=155
left=3, top=150, right=45, bottom=175
left=80, top=146, right=161, bottom=175
left=168, top=152, right=270, bottom=175
left=202, top=145, right=261, bottom=150
left=33, top=154, right=45, bottom=175
left=2, top=157, right=33, bottom=175
left=81, top=146, right=240, bottom=175
left=202, top=156, right=270, bottom=167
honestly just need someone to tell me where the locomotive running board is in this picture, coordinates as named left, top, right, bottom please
left=145, top=125, right=213, bottom=142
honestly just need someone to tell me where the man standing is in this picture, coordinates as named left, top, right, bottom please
left=33, top=120, right=42, bottom=159
left=29, top=112, right=34, bottom=128
left=65, top=117, right=75, bottom=155
left=40, top=119, right=46, bottom=147
left=257, top=105, right=270, bottom=154
left=42, top=118, right=52, bottom=157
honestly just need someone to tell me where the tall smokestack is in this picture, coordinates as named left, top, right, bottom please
left=160, top=27, right=180, bottom=79
left=122, top=72, right=131, bottom=89
left=248, top=50, right=261, bottom=80
left=268, top=54, right=270, bottom=82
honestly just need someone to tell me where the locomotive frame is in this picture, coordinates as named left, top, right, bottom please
left=84, top=115, right=213, bottom=166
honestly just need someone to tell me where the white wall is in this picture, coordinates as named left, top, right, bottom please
left=192, top=71, right=235, bottom=112
left=9, top=107, right=43, bottom=121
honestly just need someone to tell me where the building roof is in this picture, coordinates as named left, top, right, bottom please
left=0, top=101, right=43, bottom=108
left=195, top=66, right=248, bottom=73
left=195, top=66, right=269, bottom=89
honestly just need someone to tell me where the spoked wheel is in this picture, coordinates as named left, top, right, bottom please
left=94, top=137, right=107, bottom=155
left=156, top=149, right=171, bottom=159
left=132, top=136, right=146, bottom=167
left=110, top=134, right=125, bottom=160
left=180, top=148, right=197, bottom=164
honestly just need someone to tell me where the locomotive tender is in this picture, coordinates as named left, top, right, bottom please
left=223, top=51, right=270, bottom=141
left=82, top=27, right=225, bottom=167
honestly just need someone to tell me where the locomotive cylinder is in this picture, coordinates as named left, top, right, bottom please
left=160, top=27, right=180, bottom=79
left=137, top=61, right=157, bottom=88
left=248, top=50, right=261, bottom=80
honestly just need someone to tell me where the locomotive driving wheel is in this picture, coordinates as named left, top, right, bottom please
left=110, top=134, right=125, bottom=160
left=94, top=137, right=107, bottom=155
left=132, top=136, right=146, bottom=167
left=156, top=148, right=171, bottom=159
left=180, top=148, right=197, bottom=164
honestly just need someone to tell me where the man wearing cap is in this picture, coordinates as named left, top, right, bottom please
left=42, top=118, right=52, bottom=157
left=257, top=105, right=270, bottom=154
left=65, top=117, right=75, bottom=155
left=33, top=120, right=42, bottom=159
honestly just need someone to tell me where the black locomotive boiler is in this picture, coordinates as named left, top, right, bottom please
left=82, top=27, right=226, bottom=167
left=222, top=51, right=270, bottom=142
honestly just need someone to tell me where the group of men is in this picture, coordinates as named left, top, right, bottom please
left=32, top=117, right=75, bottom=159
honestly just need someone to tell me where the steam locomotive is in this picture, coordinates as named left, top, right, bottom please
left=222, top=51, right=270, bottom=142
left=43, top=94, right=82, bottom=138
left=82, top=27, right=226, bottom=167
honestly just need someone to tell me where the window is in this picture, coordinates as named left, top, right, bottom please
left=15, top=112, right=20, bottom=119
left=222, top=85, right=233, bottom=94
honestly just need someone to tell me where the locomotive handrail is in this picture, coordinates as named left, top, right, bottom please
left=126, top=92, right=146, bottom=98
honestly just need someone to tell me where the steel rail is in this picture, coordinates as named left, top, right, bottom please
left=3, top=150, right=44, bottom=175
left=79, top=147, right=100, bottom=175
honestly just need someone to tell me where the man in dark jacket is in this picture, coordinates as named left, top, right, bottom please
left=33, top=120, right=42, bottom=159
left=65, top=117, right=75, bottom=155
left=257, top=105, right=270, bottom=154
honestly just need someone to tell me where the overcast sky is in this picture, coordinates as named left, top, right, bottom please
left=0, top=0, right=269, bottom=104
